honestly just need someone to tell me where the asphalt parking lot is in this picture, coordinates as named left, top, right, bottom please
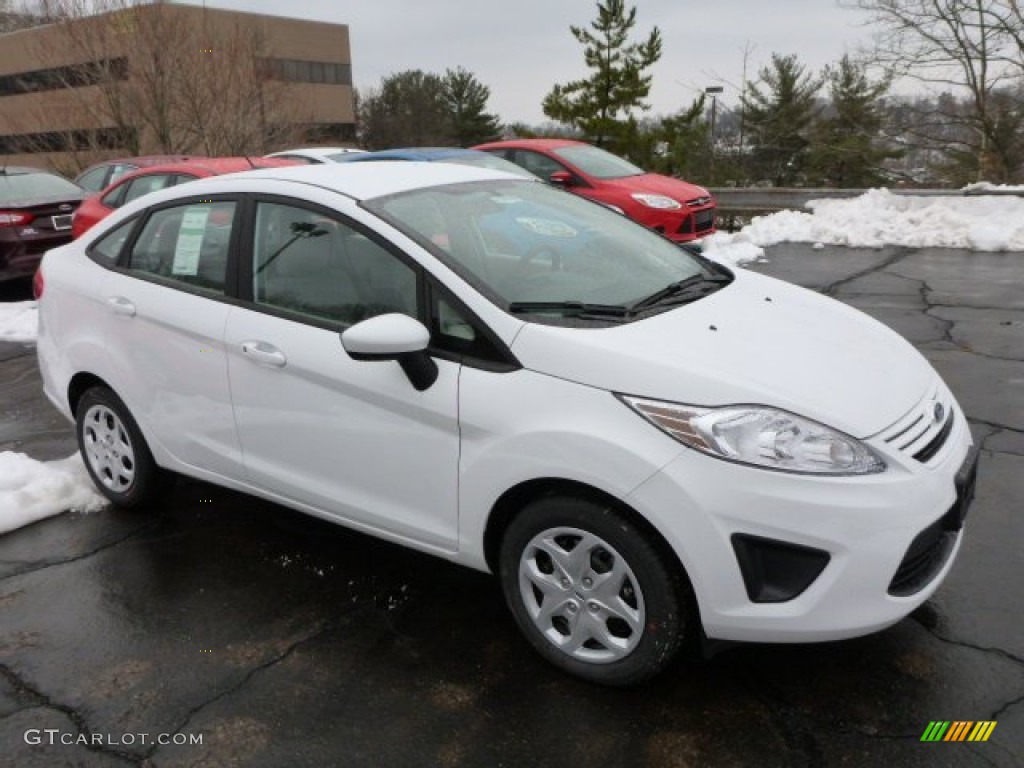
left=1, top=244, right=1022, bottom=767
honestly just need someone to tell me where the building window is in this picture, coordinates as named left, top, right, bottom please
left=0, top=58, right=129, bottom=97
left=0, top=126, right=137, bottom=155
left=262, top=58, right=351, bottom=86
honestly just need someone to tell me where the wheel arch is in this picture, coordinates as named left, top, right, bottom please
left=482, top=477, right=688, bottom=586
left=68, top=372, right=116, bottom=417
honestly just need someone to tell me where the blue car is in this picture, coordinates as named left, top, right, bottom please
left=338, top=147, right=535, bottom=178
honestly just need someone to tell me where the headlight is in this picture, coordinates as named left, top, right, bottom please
left=619, top=396, right=886, bottom=475
left=631, top=193, right=681, bottom=210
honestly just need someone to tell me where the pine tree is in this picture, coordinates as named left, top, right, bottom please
left=442, top=67, right=501, bottom=147
left=542, top=0, right=662, bottom=150
left=359, top=70, right=450, bottom=149
left=742, top=54, right=823, bottom=186
left=807, top=56, right=898, bottom=187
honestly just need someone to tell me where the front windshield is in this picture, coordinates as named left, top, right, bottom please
left=553, top=145, right=644, bottom=179
left=365, top=180, right=707, bottom=318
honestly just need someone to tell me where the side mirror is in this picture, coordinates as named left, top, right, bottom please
left=548, top=170, right=573, bottom=186
left=341, top=314, right=438, bottom=391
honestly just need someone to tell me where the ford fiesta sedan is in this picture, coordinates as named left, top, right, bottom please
left=36, top=163, right=978, bottom=685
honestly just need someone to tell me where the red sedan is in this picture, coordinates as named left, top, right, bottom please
left=72, top=157, right=298, bottom=238
left=474, top=139, right=716, bottom=242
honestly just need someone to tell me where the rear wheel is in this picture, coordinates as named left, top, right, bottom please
left=76, top=386, right=163, bottom=508
left=499, top=494, right=695, bottom=686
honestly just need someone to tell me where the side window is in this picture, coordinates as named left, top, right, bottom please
left=76, top=167, right=109, bottom=192
left=253, top=202, right=417, bottom=326
left=429, top=292, right=507, bottom=365
left=109, top=164, right=136, bottom=184
left=512, top=150, right=565, bottom=180
left=122, top=174, right=174, bottom=206
left=88, top=218, right=136, bottom=267
left=101, top=182, right=128, bottom=208
left=173, top=174, right=199, bottom=186
left=127, top=201, right=235, bottom=294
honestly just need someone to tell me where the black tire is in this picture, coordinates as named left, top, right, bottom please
left=75, top=386, right=164, bottom=509
left=499, top=494, right=695, bottom=686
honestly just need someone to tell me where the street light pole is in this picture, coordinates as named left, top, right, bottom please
left=705, top=85, right=724, bottom=181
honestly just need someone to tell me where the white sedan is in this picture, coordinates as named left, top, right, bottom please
left=36, top=163, right=978, bottom=685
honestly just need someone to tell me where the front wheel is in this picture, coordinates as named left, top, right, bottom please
left=499, top=495, right=695, bottom=686
left=76, top=386, right=163, bottom=509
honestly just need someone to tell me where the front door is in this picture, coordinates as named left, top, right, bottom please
left=225, top=199, right=461, bottom=551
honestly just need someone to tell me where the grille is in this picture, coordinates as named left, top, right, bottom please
left=877, top=385, right=956, bottom=464
left=694, top=209, right=715, bottom=233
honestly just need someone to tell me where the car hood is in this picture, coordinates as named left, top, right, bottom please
left=509, top=269, right=933, bottom=438
left=601, top=172, right=709, bottom=202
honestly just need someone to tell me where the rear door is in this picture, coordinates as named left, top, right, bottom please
left=99, top=195, right=243, bottom=479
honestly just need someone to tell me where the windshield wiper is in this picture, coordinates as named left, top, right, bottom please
left=507, top=301, right=630, bottom=318
left=630, top=273, right=731, bottom=313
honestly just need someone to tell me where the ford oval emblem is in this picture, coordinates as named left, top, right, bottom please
left=933, top=402, right=945, bottom=424
left=59, top=204, right=73, bottom=212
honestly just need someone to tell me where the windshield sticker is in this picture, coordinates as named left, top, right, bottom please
left=172, top=207, right=210, bottom=276
left=515, top=217, right=578, bottom=238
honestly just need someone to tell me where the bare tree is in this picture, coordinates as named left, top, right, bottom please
left=14, top=0, right=302, bottom=171
left=846, top=0, right=1023, bottom=181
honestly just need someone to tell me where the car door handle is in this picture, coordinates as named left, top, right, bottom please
left=240, top=341, right=287, bottom=367
left=106, top=296, right=136, bottom=317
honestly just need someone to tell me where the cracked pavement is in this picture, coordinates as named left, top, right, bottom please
left=1, top=244, right=1022, bottom=767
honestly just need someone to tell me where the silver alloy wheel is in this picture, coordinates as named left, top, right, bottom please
left=81, top=404, right=136, bottom=493
left=518, top=526, right=646, bottom=664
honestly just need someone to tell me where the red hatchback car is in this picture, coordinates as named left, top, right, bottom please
left=474, top=139, right=716, bottom=242
left=72, top=157, right=298, bottom=238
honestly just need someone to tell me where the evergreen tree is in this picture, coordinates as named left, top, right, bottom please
left=442, top=67, right=502, bottom=146
left=807, top=56, right=898, bottom=187
left=742, top=54, right=823, bottom=186
left=542, top=0, right=662, bottom=150
left=359, top=70, right=450, bottom=149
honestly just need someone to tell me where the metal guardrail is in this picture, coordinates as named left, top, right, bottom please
left=709, top=187, right=1024, bottom=214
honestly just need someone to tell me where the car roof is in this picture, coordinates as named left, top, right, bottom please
left=166, top=160, right=535, bottom=202
left=76, top=155, right=202, bottom=175
left=475, top=138, right=587, bottom=151
left=104, top=157, right=299, bottom=187
left=266, top=147, right=365, bottom=160
left=0, top=165, right=65, bottom=176
left=348, top=148, right=479, bottom=162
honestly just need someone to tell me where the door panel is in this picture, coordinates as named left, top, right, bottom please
left=225, top=308, right=461, bottom=549
left=226, top=198, right=461, bottom=549
left=100, top=200, right=241, bottom=477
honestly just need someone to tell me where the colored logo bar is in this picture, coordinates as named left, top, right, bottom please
left=920, top=721, right=997, bottom=742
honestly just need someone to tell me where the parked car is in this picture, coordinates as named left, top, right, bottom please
left=338, top=147, right=534, bottom=177
left=475, top=139, right=717, bottom=242
left=74, top=155, right=201, bottom=193
left=0, top=167, right=83, bottom=283
left=37, top=163, right=977, bottom=685
left=265, top=147, right=366, bottom=164
left=72, top=156, right=299, bottom=238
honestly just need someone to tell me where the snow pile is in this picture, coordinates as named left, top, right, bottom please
left=703, top=188, right=1024, bottom=266
left=963, top=182, right=1024, bottom=193
left=0, top=452, right=106, bottom=535
left=0, top=301, right=38, bottom=342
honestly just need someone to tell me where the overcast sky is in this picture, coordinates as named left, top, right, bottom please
left=195, top=1, right=878, bottom=125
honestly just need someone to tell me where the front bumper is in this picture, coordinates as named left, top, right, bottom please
left=625, top=395, right=975, bottom=643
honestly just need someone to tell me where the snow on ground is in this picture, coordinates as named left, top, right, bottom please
left=703, top=188, right=1024, bottom=267
left=0, top=301, right=38, bottom=342
left=0, top=452, right=106, bottom=535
